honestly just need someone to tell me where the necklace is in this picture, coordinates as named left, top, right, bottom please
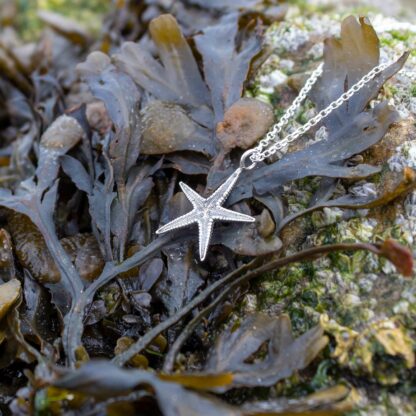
left=157, top=60, right=398, bottom=261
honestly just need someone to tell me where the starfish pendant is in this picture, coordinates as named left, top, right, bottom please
left=156, top=168, right=255, bottom=261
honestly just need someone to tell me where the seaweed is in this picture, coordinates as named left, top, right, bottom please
left=205, top=313, right=328, bottom=389
left=0, top=4, right=414, bottom=415
left=194, top=13, right=263, bottom=123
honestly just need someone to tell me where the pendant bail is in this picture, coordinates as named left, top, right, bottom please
left=240, top=149, right=258, bottom=170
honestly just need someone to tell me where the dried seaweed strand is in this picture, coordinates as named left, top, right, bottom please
left=115, top=242, right=384, bottom=367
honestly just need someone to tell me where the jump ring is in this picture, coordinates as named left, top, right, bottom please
left=240, top=149, right=258, bottom=170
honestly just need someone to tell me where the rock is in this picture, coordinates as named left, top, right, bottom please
left=86, top=100, right=112, bottom=134
left=250, top=6, right=416, bottom=413
left=216, top=98, right=274, bottom=151
left=40, top=114, right=85, bottom=150
left=0, top=279, right=20, bottom=321
left=141, top=100, right=215, bottom=156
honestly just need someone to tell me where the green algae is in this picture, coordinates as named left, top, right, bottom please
left=15, top=0, right=109, bottom=40
left=246, top=2, right=416, bottom=413
left=255, top=205, right=416, bottom=411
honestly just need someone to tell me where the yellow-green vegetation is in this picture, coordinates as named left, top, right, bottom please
left=250, top=8, right=416, bottom=414
left=14, top=0, right=110, bottom=39
left=321, top=315, right=415, bottom=385
left=256, top=212, right=416, bottom=412
left=1, top=0, right=415, bottom=414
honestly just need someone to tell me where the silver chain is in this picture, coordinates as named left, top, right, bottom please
left=240, top=61, right=394, bottom=169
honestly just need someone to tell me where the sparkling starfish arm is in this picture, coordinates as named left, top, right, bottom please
left=179, top=182, right=205, bottom=207
left=213, top=206, right=255, bottom=223
left=207, top=168, right=242, bottom=206
left=197, top=217, right=214, bottom=261
left=155, top=210, right=198, bottom=235
left=155, top=167, right=253, bottom=261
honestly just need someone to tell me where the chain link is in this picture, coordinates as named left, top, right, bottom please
left=244, top=61, right=393, bottom=166
left=254, top=63, right=324, bottom=154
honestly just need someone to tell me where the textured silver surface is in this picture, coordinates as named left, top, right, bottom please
left=156, top=168, right=255, bottom=261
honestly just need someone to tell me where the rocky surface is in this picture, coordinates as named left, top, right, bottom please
left=246, top=3, right=416, bottom=415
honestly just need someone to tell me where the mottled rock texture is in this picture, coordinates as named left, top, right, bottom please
left=247, top=3, right=416, bottom=414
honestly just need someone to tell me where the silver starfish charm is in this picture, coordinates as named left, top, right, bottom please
left=156, top=168, right=255, bottom=261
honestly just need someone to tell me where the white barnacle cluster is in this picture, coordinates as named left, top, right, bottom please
left=373, top=15, right=416, bottom=118
left=388, top=142, right=416, bottom=172
left=266, top=22, right=310, bottom=54
left=258, top=69, right=288, bottom=94
left=372, top=14, right=416, bottom=35
left=349, top=182, right=378, bottom=198
left=395, top=191, right=416, bottom=245
left=310, top=125, right=328, bottom=144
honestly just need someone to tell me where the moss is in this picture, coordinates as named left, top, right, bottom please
left=300, top=289, right=319, bottom=307
left=380, top=37, right=395, bottom=48
left=370, top=171, right=384, bottom=184
left=15, top=0, right=110, bottom=40
left=252, top=5, right=416, bottom=413
left=411, top=84, right=416, bottom=98
left=257, top=202, right=416, bottom=407
left=384, top=84, right=399, bottom=98
left=390, top=29, right=412, bottom=42
left=309, top=359, right=334, bottom=390
left=273, top=102, right=286, bottom=117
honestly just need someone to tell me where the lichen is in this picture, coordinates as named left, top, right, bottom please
left=321, top=314, right=415, bottom=385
